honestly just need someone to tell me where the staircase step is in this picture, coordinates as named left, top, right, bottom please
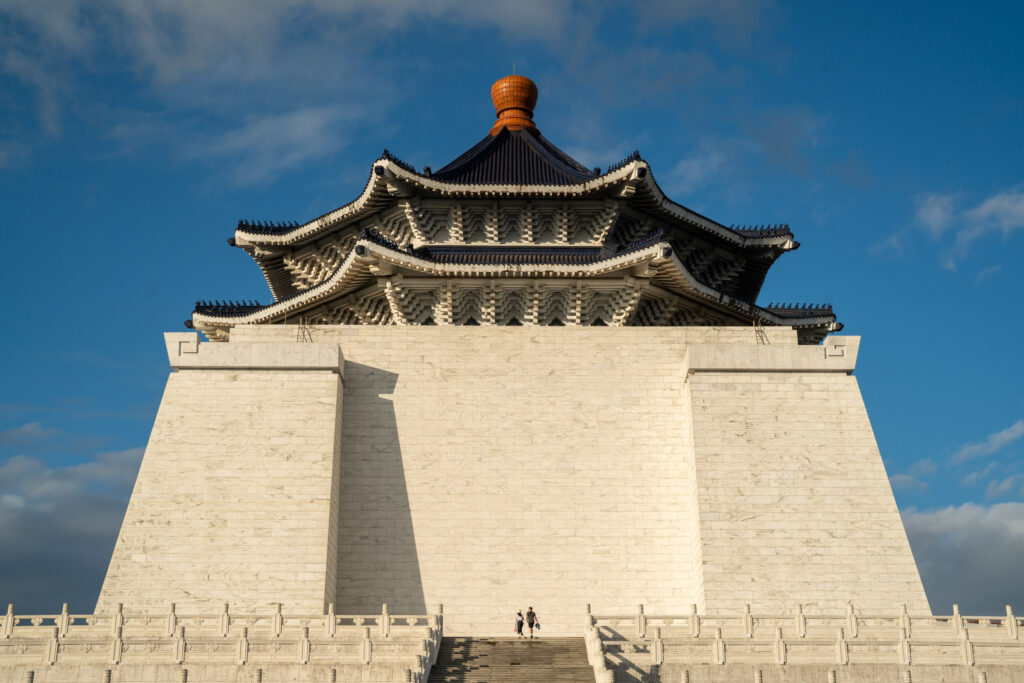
left=428, top=637, right=593, bottom=682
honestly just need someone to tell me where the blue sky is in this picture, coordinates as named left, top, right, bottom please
left=1, top=1, right=1023, bottom=616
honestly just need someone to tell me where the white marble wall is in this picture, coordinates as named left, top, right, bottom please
left=96, top=325, right=930, bottom=637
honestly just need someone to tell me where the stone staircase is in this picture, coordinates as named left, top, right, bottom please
left=427, top=637, right=594, bottom=682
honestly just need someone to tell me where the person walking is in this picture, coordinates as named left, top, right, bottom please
left=526, top=607, right=539, bottom=638
left=514, top=610, right=525, bottom=638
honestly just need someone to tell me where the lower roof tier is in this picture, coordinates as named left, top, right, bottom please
left=190, top=230, right=841, bottom=344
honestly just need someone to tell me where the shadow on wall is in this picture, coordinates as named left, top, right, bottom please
left=334, top=362, right=426, bottom=614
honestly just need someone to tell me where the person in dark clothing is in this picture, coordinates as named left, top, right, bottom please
left=526, top=607, right=539, bottom=638
left=515, top=610, right=525, bottom=637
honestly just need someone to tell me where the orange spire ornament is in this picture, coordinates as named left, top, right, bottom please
left=488, top=75, right=539, bottom=136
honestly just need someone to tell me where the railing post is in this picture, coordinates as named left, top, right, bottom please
left=381, top=603, right=390, bottom=638
left=961, top=626, right=974, bottom=666
left=713, top=628, right=725, bottom=665
left=166, top=603, right=177, bottom=638
left=743, top=604, right=753, bottom=638
left=901, top=603, right=911, bottom=638
left=299, top=626, right=310, bottom=664
left=361, top=626, right=372, bottom=664
left=835, top=628, right=848, bottom=665
left=434, top=604, right=444, bottom=636
left=46, top=626, right=58, bottom=665
left=954, top=604, right=964, bottom=636
left=637, top=604, right=646, bottom=639
left=174, top=625, right=186, bottom=665
left=273, top=603, right=283, bottom=638
left=3, top=604, right=13, bottom=639
left=238, top=627, right=249, bottom=665
left=689, top=603, right=700, bottom=638
left=326, top=603, right=336, bottom=637
left=112, top=603, right=123, bottom=637
left=846, top=603, right=858, bottom=639
left=652, top=627, right=664, bottom=666
left=111, top=625, right=123, bottom=665
left=58, top=603, right=69, bottom=637
left=775, top=628, right=786, bottom=665
left=584, top=603, right=592, bottom=629
left=220, top=603, right=230, bottom=637
left=899, top=626, right=911, bottom=665
left=795, top=603, right=806, bottom=638
left=1007, top=605, right=1018, bottom=640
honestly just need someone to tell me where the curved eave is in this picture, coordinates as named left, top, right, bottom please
left=193, top=238, right=838, bottom=340
left=234, top=158, right=798, bottom=253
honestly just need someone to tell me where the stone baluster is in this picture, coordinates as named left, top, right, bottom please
left=1007, top=606, right=1018, bottom=640
left=46, top=627, right=58, bottom=665
left=112, top=604, right=123, bottom=637
left=902, top=671, right=912, bottom=683
left=714, top=628, right=725, bottom=665
left=954, top=604, right=964, bottom=636
left=681, top=671, right=690, bottom=683
left=637, top=604, right=646, bottom=639
left=828, top=671, right=837, bottom=683
left=58, top=603, right=69, bottom=637
left=381, top=603, right=390, bottom=638
left=899, top=626, right=911, bottom=665
left=835, top=628, right=849, bottom=665
left=361, top=627, right=372, bottom=664
left=103, top=669, right=111, bottom=683
left=743, top=604, right=753, bottom=638
left=237, top=627, right=249, bottom=665
left=326, top=603, right=336, bottom=637
left=775, top=628, right=786, bottom=665
left=111, top=625, right=123, bottom=665
left=434, top=604, right=444, bottom=636
left=272, top=603, right=283, bottom=638
left=961, top=623, right=974, bottom=666
left=977, top=672, right=988, bottom=683
left=754, top=671, right=764, bottom=683
left=220, top=603, right=230, bottom=637
left=689, top=603, right=700, bottom=638
left=794, top=604, right=806, bottom=638
left=652, top=627, right=664, bottom=666
left=299, top=626, right=310, bottom=664
left=846, top=603, right=858, bottom=639
left=174, top=626, right=186, bottom=665
left=166, top=603, right=177, bottom=638
left=584, top=603, right=592, bottom=629
left=4, top=604, right=13, bottom=639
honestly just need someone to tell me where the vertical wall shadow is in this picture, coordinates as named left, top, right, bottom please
left=334, top=362, right=426, bottom=614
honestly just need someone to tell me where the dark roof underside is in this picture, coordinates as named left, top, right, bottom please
left=431, top=127, right=597, bottom=185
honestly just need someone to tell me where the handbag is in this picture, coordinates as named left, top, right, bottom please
left=535, top=622, right=540, bottom=630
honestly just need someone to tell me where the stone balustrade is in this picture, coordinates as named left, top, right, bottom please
left=586, top=604, right=1024, bottom=683
left=0, top=602, right=442, bottom=683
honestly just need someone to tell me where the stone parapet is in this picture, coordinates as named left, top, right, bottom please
left=0, top=602, right=442, bottom=683
left=588, top=605, right=1024, bottom=682
left=164, top=332, right=343, bottom=374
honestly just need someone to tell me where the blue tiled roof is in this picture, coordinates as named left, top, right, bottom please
left=431, top=127, right=598, bottom=185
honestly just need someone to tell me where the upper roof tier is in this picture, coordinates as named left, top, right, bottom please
left=196, top=75, right=839, bottom=342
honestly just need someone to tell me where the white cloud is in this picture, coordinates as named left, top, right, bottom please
left=0, top=448, right=143, bottom=612
left=914, top=192, right=957, bottom=239
left=903, top=502, right=1024, bottom=614
left=0, top=422, right=61, bottom=448
left=975, top=264, right=1001, bottom=283
left=961, top=461, right=997, bottom=487
left=986, top=475, right=1021, bottom=501
left=954, top=418, right=1024, bottom=462
left=670, top=144, right=727, bottom=194
left=890, top=473, right=927, bottom=492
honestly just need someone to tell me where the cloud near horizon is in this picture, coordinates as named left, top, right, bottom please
left=903, top=502, right=1024, bottom=614
left=0, top=448, right=143, bottom=612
